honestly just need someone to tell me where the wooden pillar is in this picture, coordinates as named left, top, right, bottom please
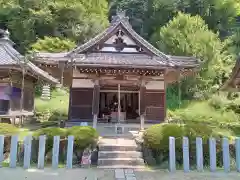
left=139, top=80, right=146, bottom=130
left=92, top=80, right=100, bottom=129
left=8, top=70, right=12, bottom=112
left=118, top=84, right=121, bottom=123
left=68, top=57, right=74, bottom=121
left=20, top=67, right=25, bottom=127
left=58, top=62, right=65, bottom=86
left=178, top=69, right=181, bottom=108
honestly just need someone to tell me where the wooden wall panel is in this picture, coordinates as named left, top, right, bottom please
left=70, top=88, right=93, bottom=121
left=145, top=107, right=165, bottom=121
left=145, top=90, right=165, bottom=122
left=71, top=88, right=93, bottom=106
left=145, top=92, right=164, bottom=107
left=23, top=88, right=34, bottom=111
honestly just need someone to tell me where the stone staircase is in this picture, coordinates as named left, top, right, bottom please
left=98, top=137, right=145, bottom=169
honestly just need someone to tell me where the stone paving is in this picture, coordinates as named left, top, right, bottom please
left=134, top=169, right=240, bottom=180
left=1, top=168, right=240, bottom=180
left=114, top=169, right=136, bottom=180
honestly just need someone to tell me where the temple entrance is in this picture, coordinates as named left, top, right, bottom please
left=99, top=90, right=139, bottom=123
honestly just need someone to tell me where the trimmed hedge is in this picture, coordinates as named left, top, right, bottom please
left=32, top=126, right=99, bottom=164
left=143, top=124, right=185, bottom=151
left=66, top=126, right=99, bottom=150
left=0, top=123, right=19, bottom=160
left=143, top=123, right=227, bottom=167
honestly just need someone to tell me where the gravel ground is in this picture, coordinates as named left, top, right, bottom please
left=135, top=169, right=240, bottom=180
left=1, top=168, right=240, bottom=180
left=0, top=168, right=114, bottom=180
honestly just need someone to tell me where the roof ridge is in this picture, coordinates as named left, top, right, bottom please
left=66, top=16, right=172, bottom=67
left=67, top=22, right=118, bottom=57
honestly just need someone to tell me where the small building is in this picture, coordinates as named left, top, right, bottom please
left=32, top=13, right=199, bottom=127
left=0, top=28, right=58, bottom=122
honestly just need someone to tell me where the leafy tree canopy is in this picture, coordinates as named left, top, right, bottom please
left=30, top=36, right=76, bottom=53
left=0, top=0, right=108, bottom=53
left=110, top=0, right=239, bottom=39
left=152, top=12, right=233, bottom=97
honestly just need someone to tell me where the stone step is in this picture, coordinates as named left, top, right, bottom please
left=99, top=144, right=138, bottom=151
left=98, top=151, right=142, bottom=159
left=98, top=158, right=144, bottom=166
left=97, top=165, right=145, bottom=169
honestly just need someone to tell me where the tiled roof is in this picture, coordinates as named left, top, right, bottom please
left=0, top=44, right=18, bottom=65
left=168, top=56, right=200, bottom=68
left=35, top=52, right=199, bottom=68
left=67, top=15, right=172, bottom=64
left=0, top=31, right=59, bottom=84
left=72, top=53, right=197, bottom=69
left=33, top=13, right=199, bottom=69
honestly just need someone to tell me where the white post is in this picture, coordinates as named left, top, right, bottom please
left=118, top=84, right=121, bottom=124
left=93, top=114, right=98, bottom=129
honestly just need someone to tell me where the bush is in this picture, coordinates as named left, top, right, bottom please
left=40, top=121, right=59, bottom=128
left=48, top=110, right=68, bottom=122
left=184, top=123, right=219, bottom=142
left=208, top=94, right=230, bottom=110
left=66, top=126, right=99, bottom=151
left=66, top=126, right=99, bottom=165
left=208, top=94, right=240, bottom=115
left=32, top=126, right=99, bottom=164
left=33, top=127, right=66, bottom=156
left=143, top=123, right=224, bottom=167
left=171, top=101, right=240, bottom=125
left=33, top=127, right=66, bottom=138
left=0, top=123, right=19, bottom=160
left=143, top=124, right=185, bottom=151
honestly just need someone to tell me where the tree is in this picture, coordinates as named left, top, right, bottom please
left=30, top=37, right=76, bottom=53
left=224, top=27, right=240, bottom=58
left=0, top=0, right=109, bottom=53
left=109, top=0, right=239, bottom=39
left=151, top=12, right=231, bottom=97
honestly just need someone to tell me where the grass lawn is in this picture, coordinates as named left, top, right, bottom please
left=35, top=89, right=69, bottom=116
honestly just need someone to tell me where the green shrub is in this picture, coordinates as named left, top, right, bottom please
left=40, top=121, right=58, bottom=128
left=48, top=110, right=68, bottom=122
left=143, top=123, right=224, bottom=167
left=0, top=123, right=19, bottom=159
left=208, top=94, right=240, bottom=115
left=66, top=126, right=99, bottom=151
left=33, top=127, right=66, bottom=138
left=171, top=101, right=240, bottom=125
left=184, top=123, right=219, bottom=142
left=33, top=127, right=66, bottom=155
left=208, top=94, right=230, bottom=110
left=143, top=124, right=185, bottom=151
left=0, top=123, right=19, bottom=135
